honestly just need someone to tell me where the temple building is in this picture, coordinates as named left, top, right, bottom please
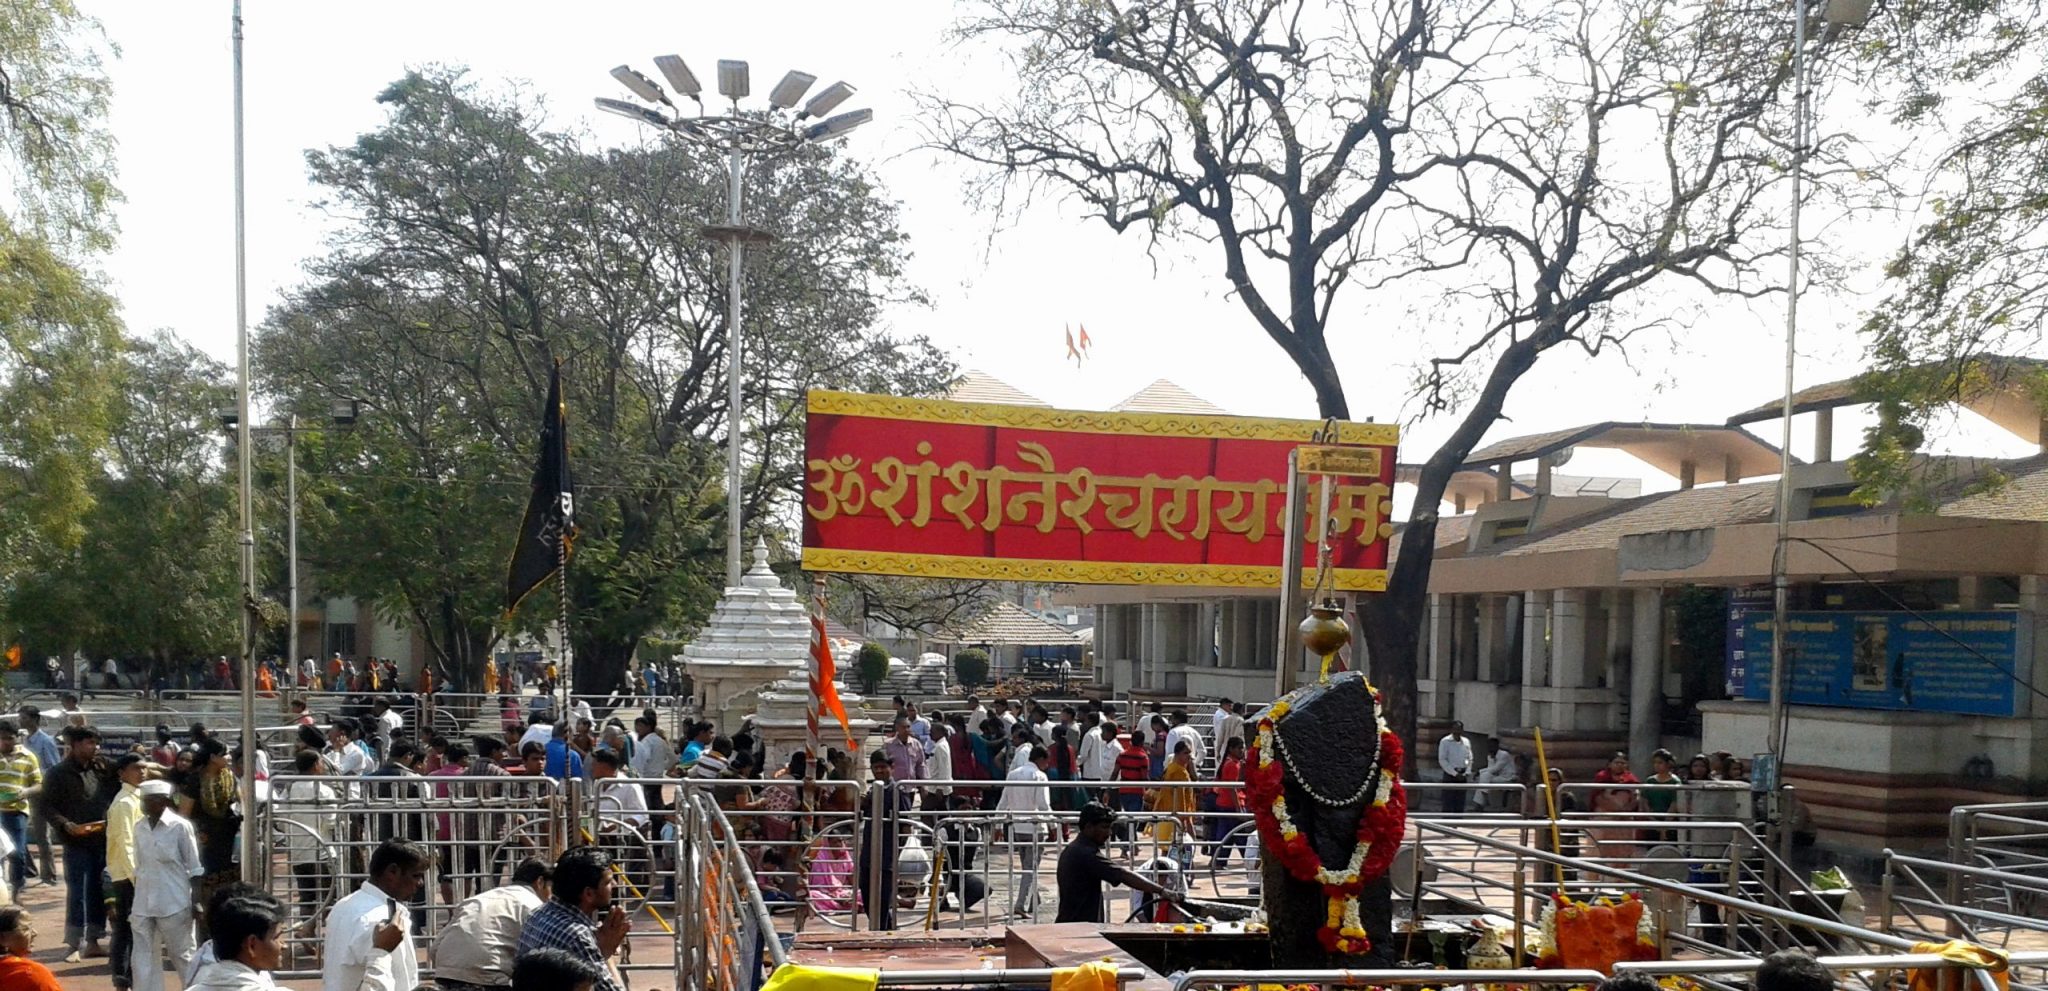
left=1064, top=361, right=2048, bottom=857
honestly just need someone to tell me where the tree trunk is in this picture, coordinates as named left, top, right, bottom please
left=1361, top=578, right=1428, bottom=773
left=573, top=633, right=638, bottom=696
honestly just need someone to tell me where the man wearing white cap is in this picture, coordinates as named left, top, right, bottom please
left=130, top=779, right=201, bottom=991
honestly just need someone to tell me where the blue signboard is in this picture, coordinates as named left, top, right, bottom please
left=1724, top=587, right=1773, bottom=697
left=1738, top=611, right=2025, bottom=717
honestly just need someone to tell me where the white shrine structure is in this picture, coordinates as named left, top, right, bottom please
left=679, top=539, right=873, bottom=760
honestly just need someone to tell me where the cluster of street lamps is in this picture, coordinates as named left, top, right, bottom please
left=594, top=55, right=873, bottom=589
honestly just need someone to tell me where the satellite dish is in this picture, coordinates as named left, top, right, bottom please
left=1388, top=844, right=1440, bottom=898
left=1550, top=445, right=1576, bottom=468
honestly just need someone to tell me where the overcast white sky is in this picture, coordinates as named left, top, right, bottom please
left=84, top=1, right=2035, bottom=503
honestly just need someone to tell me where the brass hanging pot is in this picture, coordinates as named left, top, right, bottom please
left=1298, top=597, right=1353, bottom=660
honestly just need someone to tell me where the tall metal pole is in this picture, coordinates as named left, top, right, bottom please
left=231, top=0, right=262, bottom=882
left=724, top=146, right=747, bottom=591
left=286, top=418, right=299, bottom=681
left=1767, top=0, right=1809, bottom=849
left=1273, top=454, right=1305, bottom=701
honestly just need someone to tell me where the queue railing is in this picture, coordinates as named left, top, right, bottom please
left=675, top=785, right=788, bottom=991
left=1881, top=848, right=2048, bottom=991
left=259, top=771, right=570, bottom=978
left=1171, top=951, right=2048, bottom=991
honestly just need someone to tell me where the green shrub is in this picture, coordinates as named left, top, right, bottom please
left=856, top=642, right=891, bottom=693
left=954, top=648, right=991, bottom=688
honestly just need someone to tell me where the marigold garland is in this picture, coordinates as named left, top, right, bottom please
left=1246, top=686, right=1409, bottom=956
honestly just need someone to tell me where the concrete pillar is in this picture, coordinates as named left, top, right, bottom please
left=1605, top=591, right=1631, bottom=693
left=1196, top=602, right=1217, bottom=669
left=1550, top=589, right=1588, bottom=689
left=1815, top=408, right=1835, bottom=462
left=1475, top=595, right=1502, bottom=683
left=1724, top=454, right=1741, bottom=485
left=1522, top=592, right=1549, bottom=688
left=1535, top=455, right=1554, bottom=496
left=1099, top=604, right=1119, bottom=663
left=1678, top=460, right=1698, bottom=490
left=1630, top=588, right=1664, bottom=766
left=1428, top=594, right=1454, bottom=682
left=1957, top=577, right=1986, bottom=610
left=1454, top=491, right=1468, bottom=514
left=1497, top=464, right=1515, bottom=501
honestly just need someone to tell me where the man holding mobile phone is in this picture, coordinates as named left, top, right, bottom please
left=514, top=846, right=629, bottom=991
left=322, top=839, right=430, bottom=991
left=42, top=725, right=114, bottom=961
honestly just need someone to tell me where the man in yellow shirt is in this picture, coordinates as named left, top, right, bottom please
left=104, top=754, right=144, bottom=990
left=0, top=720, right=42, bottom=901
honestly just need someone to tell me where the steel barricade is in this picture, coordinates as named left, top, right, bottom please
left=1171, top=954, right=2048, bottom=991
left=261, top=771, right=568, bottom=978
left=675, top=784, right=789, bottom=991
left=1881, top=848, right=2048, bottom=990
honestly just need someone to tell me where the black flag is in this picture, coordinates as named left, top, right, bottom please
left=506, top=363, right=574, bottom=614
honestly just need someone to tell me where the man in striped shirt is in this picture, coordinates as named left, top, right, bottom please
left=0, top=720, right=41, bottom=898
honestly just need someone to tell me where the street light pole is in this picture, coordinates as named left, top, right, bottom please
left=287, top=414, right=299, bottom=678
left=723, top=145, right=746, bottom=590
left=229, top=0, right=261, bottom=884
left=596, top=57, right=873, bottom=590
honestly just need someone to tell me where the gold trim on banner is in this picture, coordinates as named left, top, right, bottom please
left=807, top=390, right=1400, bottom=446
left=800, top=548, right=1389, bottom=591
left=1296, top=445, right=1385, bottom=476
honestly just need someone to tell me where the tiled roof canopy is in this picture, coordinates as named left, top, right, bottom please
left=935, top=601, right=1083, bottom=646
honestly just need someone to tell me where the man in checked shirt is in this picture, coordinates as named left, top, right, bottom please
left=514, top=846, right=630, bottom=991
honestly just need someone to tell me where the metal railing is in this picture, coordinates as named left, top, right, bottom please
left=676, top=786, right=788, bottom=991
left=1880, top=850, right=2048, bottom=991
left=1173, top=952, right=2048, bottom=991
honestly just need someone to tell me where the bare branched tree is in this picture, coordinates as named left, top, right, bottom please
left=922, top=0, right=1839, bottom=752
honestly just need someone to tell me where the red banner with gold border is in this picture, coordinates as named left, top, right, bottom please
left=801, top=390, right=1398, bottom=589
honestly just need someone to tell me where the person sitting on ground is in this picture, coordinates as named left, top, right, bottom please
left=1756, top=949, right=1833, bottom=991
left=187, top=893, right=285, bottom=991
left=510, top=948, right=606, bottom=991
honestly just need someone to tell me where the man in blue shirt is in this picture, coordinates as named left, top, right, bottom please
left=543, top=722, right=584, bottom=782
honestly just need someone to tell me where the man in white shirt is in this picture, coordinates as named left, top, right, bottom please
left=282, top=751, right=339, bottom=937
left=1165, top=711, right=1206, bottom=770
left=569, top=698, right=596, bottom=733
left=993, top=745, right=1053, bottom=917
left=185, top=891, right=285, bottom=991
left=131, top=780, right=203, bottom=991
left=517, top=714, right=555, bottom=752
left=1473, top=741, right=1518, bottom=811
left=432, top=858, right=553, bottom=991
left=370, top=699, right=404, bottom=761
left=322, top=839, right=429, bottom=991
left=1076, top=720, right=1120, bottom=797
left=998, top=702, right=1018, bottom=730
left=325, top=721, right=374, bottom=777
left=1217, top=701, right=1245, bottom=756
left=589, top=751, right=649, bottom=832
left=926, top=724, right=954, bottom=804
left=1437, top=721, right=1475, bottom=814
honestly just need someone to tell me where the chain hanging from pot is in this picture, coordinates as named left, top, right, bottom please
left=1297, top=417, right=1353, bottom=682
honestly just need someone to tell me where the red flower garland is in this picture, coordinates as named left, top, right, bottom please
left=1246, top=698, right=1409, bottom=955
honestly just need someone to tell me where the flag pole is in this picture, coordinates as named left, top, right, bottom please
left=556, top=521, right=571, bottom=728
left=808, top=577, right=825, bottom=763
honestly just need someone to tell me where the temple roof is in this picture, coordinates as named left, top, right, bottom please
left=946, top=369, right=1048, bottom=407
left=1109, top=379, right=1228, bottom=415
left=935, top=601, right=1083, bottom=646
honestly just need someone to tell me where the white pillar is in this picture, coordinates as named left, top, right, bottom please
left=1630, top=588, right=1664, bottom=765
left=1521, top=592, right=1549, bottom=688
left=1605, top=591, right=1631, bottom=695
left=1550, top=589, right=1588, bottom=689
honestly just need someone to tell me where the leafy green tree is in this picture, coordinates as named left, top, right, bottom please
left=259, top=69, right=950, bottom=693
left=1851, top=2, right=2048, bottom=502
left=924, top=0, right=1825, bottom=751
left=0, top=0, right=122, bottom=603
left=4, top=332, right=238, bottom=669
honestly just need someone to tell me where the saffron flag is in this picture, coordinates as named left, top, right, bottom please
left=506, top=362, right=575, bottom=614
left=3, top=644, right=18, bottom=670
left=1064, top=325, right=1082, bottom=365
left=809, top=600, right=856, bottom=751
left=1077, top=324, right=1093, bottom=354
